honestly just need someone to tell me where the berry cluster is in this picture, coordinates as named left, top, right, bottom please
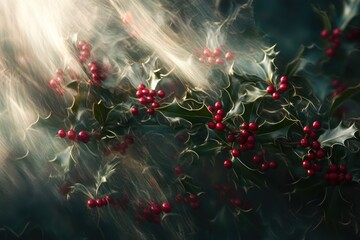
left=299, top=121, right=327, bottom=176
left=174, top=193, right=201, bottom=209
left=331, top=79, right=347, bottom=98
left=207, top=101, right=226, bottom=131
left=131, top=84, right=166, bottom=116
left=77, top=40, right=93, bottom=64
left=135, top=200, right=172, bottom=224
left=230, top=122, right=258, bottom=157
left=323, top=164, right=352, bottom=185
left=196, top=48, right=235, bottom=65
left=252, top=150, right=277, bottom=171
left=266, top=75, right=289, bottom=100
left=87, top=195, right=113, bottom=208
left=48, top=68, right=66, bottom=95
left=112, top=135, right=134, bottom=155
left=321, top=28, right=342, bottom=57
left=58, top=129, right=90, bottom=143
left=87, top=61, right=107, bottom=86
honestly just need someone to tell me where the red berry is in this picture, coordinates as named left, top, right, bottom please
left=328, top=164, right=337, bottom=173
left=67, top=129, right=76, bottom=140
left=213, top=49, right=222, bottom=57
left=300, top=138, right=309, bottom=148
left=216, top=109, right=225, bottom=117
left=130, top=106, right=139, bottom=116
left=241, top=122, right=249, bottom=130
left=208, top=105, right=215, bottom=113
left=149, top=90, right=157, bottom=97
left=266, top=85, right=275, bottom=94
left=247, top=136, right=255, bottom=144
left=146, top=96, right=154, bottom=103
left=141, top=89, right=149, bottom=96
left=313, top=164, right=323, bottom=172
left=224, top=159, right=233, bottom=169
left=278, top=83, right=288, bottom=92
left=174, top=166, right=183, bottom=175
left=215, top=122, right=225, bottom=131
left=199, top=57, right=205, bottom=63
left=161, top=201, right=172, bottom=213
left=320, top=29, right=329, bottom=38
left=215, top=58, right=224, bottom=65
left=105, top=195, right=113, bottom=204
left=138, top=84, right=146, bottom=90
left=151, top=102, right=160, bottom=108
left=87, top=199, right=97, bottom=208
left=326, top=48, right=335, bottom=57
left=333, top=28, right=342, bottom=37
left=96, top=198, right=107, bottom=207
left=139, top=97, right=147, bottom=105
left=82, top=43, right=92, bottom=51
left=310, top=141, right=320, bottom=150
left=338, top=173, right=345, bottom=182
left=58, top=129, right=66, bottom=138
left=188, top=194, right=198, bottom=202
left=272, top=91, right=280, bottom=99
left=227, top=135, right=235, bottom=142
left=312, top=120, right=321, bottom=130
left=239, top=129, right=249, bottom=138
left=225, top=51, right=235, bottom=60
left=307, top=151, right=315, bottom=160
left=208, top=121, right=215, bottom=129
left=338, top=164, right=346, bottom=173
left=157, top=90, right=166, bottom=98
left=175, top=194, right=183, bottom=203
left=150, top=203, right=162, bottom=215
left=307, top=169, right=316, bottom=176
left=77, top=130, right=90, bottom=143
left=302, top=160, right=311, bottom=169
left=269, top=160, right=277, bottom=169
left=280, top=76, right=288, bottom=84
left=231, top=148, right=240, bottom=157
left=331, top=79, right=341, bottom=88
left=309, top=131, right=318, bottom=139
left=345, top=173, right=352, bottom=182
left=253, top=155, right=261, bottom=164
left=316, top=149, right=326, bottom=159
left=207, top=56, right=215, bottom=64
left=203, top=49, right=211, bottom=56
left=214, top=114, right=223, bottom=123
left=303, top=125, right=311, bottom=134
left=249, top=122, right=258, bottom=132
left=261, top=162, right=269, bottom=171
left=214, top=101, right=222, bottom=109
left=328, top=172, right=338, bottom=182
left=49, top=79, right=59, bottom=89
left=147, top=108, right=155, bottom=115
left=89, top=65, right=98, bottom=74
left=77, top=40, right=86, bottom=49
left=190, top=202, right=200, bottom=209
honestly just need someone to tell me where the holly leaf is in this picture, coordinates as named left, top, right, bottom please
left=330, top=83, right=360, bottom=115
left=318, top=122, right=358, bottom=147
left=257, top=117, right=298, bottom=136
left=93, top=100, right=112, bottom=126
left=338, top=0, right=360, bottom=30
left=179, top=175, right=202, bottom=195
left=49, top=146, right=74, bottom=172
left=158, top=99, right=212, bottom=125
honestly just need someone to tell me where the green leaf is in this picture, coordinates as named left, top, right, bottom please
left=257, top=117, right=298, bottom=136
left=338, top=0, right=360, bottom=30
left=233, top=159, right=265, bottom=188
left=179, top=175, right=202, bottom=195
left=49, top=146, right=74, bottom=172
left=318, top=122, right=358, bottom=147
left=330, top=83, right=360, bottom=115
left=93, top=100, right=112, bottom=126
left=312, top=5, right=331, bottom=30
left=158, top=99, right=212, bottom=124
